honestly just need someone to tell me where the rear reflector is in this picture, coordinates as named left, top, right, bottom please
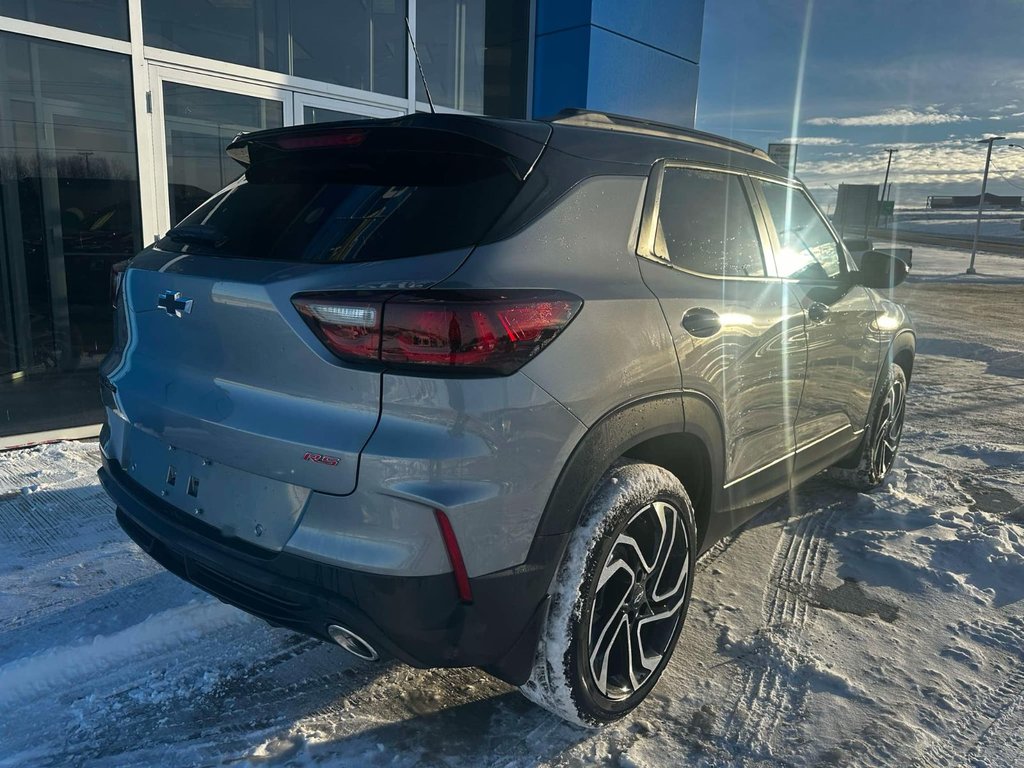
left=292, top=290, right=581, bottom=375
left=434, top=509, right=473, bottom=604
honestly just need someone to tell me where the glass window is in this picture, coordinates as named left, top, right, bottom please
left=761, top=182, right=843, bottom=280
left=0, top=0, right=128, bottom=40
left=303, top=105, right=362, bottom=124
left=416, top=0, right=530, bottom=117
left=159, top=150, right=520, bottom=263
left=654, top=167, right=765, bottom=277
left=0, top=32, right=140, bottom=436
left=162, top=83, right=284, bottom=226
left=143, top=0, right=407, bottom=98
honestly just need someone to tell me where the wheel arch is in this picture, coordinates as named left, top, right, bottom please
left=889, top=329, right=916, bottom=384
left=532, top=391, right=724, bottom=551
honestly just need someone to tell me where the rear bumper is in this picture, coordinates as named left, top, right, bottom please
left=100, top=457, right=562, bottom=685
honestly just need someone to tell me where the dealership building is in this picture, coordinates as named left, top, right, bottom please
left=0, top=0, right=703, bottom=444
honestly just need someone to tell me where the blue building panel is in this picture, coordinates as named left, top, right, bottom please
left=587, top=26, right=699, bottom=127
left=534, top=0, right=593, bottom=36
left=591, top=0, right=703, bottom=64
left=532, top=24, right=592, bottom=118
left=533, top=0, right=702, bottom=128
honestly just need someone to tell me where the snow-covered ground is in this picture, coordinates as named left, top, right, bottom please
left=889, top=209, right=1024, bottom=241
left=1, top=244, right=1023, bottom=767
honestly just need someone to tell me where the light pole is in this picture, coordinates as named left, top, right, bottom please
left=967, top=136, right=1005, bottom=274
left=825, top=183, right=837, bottom=217
left=876, top=148, right=899, bottom=226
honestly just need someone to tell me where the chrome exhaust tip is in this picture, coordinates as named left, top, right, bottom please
left=327, top=624, right=379, bottom=661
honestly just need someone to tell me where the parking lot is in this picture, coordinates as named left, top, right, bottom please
left=1, top=244, right=1022, bottom=767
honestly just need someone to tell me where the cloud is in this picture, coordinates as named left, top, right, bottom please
left=794, top=136, right=1024, bottom=198
left=781, top=136, right=848, bottom=146
left=806, top=109, right=977, bottom=127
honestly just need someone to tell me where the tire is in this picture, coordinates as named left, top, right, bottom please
left=520, top=461, right=697, bottom=727
left=828, top=363, right=908, bottom=492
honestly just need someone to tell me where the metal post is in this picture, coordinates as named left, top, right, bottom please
left=876, top=148, right=898, bottom=226
left=968, top=136, right=1005, bottom=274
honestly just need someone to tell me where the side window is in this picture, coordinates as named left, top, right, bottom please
left=654, top=167, right=766, bottom=277
left=760, top=182, right=843, bottom=280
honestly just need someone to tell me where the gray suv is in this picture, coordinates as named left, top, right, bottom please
left=98, top=110, right=914, bottom=727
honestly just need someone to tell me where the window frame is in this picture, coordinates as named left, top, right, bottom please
left=636, top=159, right=776, bottom=282
left=749, top=176, right=854, bottom=284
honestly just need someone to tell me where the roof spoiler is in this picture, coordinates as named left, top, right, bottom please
left=546, top=108, right=771, bottom=160
left=225, top=114, right=553, bottom=181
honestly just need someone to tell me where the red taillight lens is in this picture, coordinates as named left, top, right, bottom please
left=293, top=295, right=382, bottom=362
left=292, top=290, right=581, bottom=375
left=381, top=292, right=580, bottom=375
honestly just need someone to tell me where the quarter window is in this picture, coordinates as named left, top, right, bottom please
left=654, top=167, right=766, bottom=277
left=760, top=182, right=843, bottom=280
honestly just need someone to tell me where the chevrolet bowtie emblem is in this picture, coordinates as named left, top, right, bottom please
left=157, top=290, right=193, bottom=318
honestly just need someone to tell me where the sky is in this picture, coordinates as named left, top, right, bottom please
left=696, top=0, right=1024, bottom=207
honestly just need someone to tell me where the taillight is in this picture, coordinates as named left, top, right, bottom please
left=292, top=296, right=382, bottom=362
left=292, top=290, right=581, bottom=375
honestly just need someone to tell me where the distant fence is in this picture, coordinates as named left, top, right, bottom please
left=927, top=193, right=1023, bottom=210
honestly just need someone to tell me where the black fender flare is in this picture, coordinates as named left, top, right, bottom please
left=887, top=328, right=917, bottom=381
left=533, top=390, right=724, bottom=539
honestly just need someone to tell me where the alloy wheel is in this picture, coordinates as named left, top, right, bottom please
left=587, top=500, right=690, bottom=701
left=871, top=374, right=906, bottom=479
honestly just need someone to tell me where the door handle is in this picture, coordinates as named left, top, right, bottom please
left=681, top=307, right=721, bottom=337
left=807, top=302, right=830, bottom=324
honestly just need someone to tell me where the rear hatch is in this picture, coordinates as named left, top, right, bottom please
left=107, top=116, right=549, bottom=531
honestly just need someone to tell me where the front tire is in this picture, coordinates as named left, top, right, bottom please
left=520, top=461, right=697, bottom=727
left=829, top=363, right=908, bottom=491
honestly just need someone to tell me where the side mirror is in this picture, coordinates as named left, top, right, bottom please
left=856, top=250, right=909, bottom=288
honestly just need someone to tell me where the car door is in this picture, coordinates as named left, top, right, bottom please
left=753, top=179, right=880, bottom=477
left=636, top=162, right=807, bottom=529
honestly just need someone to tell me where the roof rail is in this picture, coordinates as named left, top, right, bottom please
left=546, top=109, right=771, bottom=160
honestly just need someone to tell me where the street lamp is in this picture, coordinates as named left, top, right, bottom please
left=967, top=136, right=1005, bottom=275
left=877, top=148, right=899, bottom=225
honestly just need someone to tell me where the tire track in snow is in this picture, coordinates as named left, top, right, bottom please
left=719, top=490, right=839, bottom=763
left=0, top=599, right=251, bottom=706
left=922, top=617, right=1024, bottom=767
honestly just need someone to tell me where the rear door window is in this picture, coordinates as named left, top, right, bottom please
left=654, top=167, right=766, bottom=277
left=157, top=158, right=521, bottom=263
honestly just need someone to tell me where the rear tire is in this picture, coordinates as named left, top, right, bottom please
left=520, top=461, right=696, bottom=727
left=828, top=363, right=908, bottom=492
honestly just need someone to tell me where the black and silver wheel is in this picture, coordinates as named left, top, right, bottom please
left=829, top=363, right=908, bottom=491
left=521, top=461, right=696, bottom=726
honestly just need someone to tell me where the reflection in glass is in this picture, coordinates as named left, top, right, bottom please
left=657, top=168, right=766, bottom=277
left=0, top=32, right=140, bottom=435
left=761, top=182, right=843, bottom=280
left=0, top=0, right=128, bottom=40
left=143, top=0, right=407, bottom=97
left=162, top=83, right=283, bottom=225
left=303, top=105, right=362, bottom=124
left=416, top=0, right=530, bottom=117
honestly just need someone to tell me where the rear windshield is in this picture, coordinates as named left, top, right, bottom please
left=156, top=157, right=521, bottom=263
